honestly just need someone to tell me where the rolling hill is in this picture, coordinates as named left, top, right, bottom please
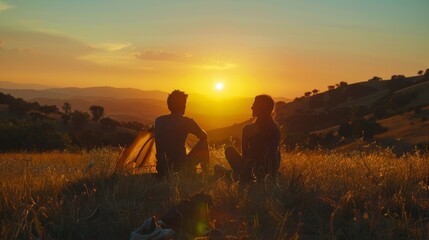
left=0, top=81, right=54, bottom=90
left=4, top=73, right=428, bottom=153
left=207, top=74, right=429, bottom=153
left=0, top=84, right=289, bottom=129
left=0, top=86, right=168, bottom=100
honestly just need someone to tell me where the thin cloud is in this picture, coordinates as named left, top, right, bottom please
left=92, top=42, right=132, bottom=51
left=12, top=47, right=32, bottom=53
left=135, top=49, right=237, bottom=69
left=0, top=1, right=14, bottom=12
left=0, top=40, right=32, bottom=53
left=197, top=57, right=237, bottom=70
left=135, top=49, right=193, bottom=62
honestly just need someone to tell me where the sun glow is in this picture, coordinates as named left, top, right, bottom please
left=215, top=82, right=224, bottom=91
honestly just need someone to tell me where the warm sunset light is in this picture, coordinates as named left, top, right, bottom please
left=0, top=1, right=427, bottom=98
left=215, top=82, right=224, bottom=91
left=1, top=2, right=429, bottom=239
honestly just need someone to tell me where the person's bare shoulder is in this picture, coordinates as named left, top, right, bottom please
left=243, top=123, right=259, bottom=138
left=155, top=114, right=170, bottom=122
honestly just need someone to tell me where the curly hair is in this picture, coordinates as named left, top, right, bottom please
left=167, top=90, right=188, bottom=114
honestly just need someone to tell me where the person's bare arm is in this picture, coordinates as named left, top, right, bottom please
left=189, top=118, right=207, bottom=141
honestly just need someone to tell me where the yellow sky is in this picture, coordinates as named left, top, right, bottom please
left=1, top=1, right=428, bottom=98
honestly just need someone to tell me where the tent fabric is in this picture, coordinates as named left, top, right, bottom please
left=116, top=129, right=157, bottom=173
left=115, top=129, right=196, bottom=174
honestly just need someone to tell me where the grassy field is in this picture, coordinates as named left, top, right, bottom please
left=0, top=146, right=428, bottom=239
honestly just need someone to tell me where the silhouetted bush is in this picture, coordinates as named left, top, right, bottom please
left=75, top=130, right=101, bottom=148
left=102, top=131, right=136, bottom=146
left=30, top=112, right=48, bottom=121
left=0, top=119, right=71, bottom=151
left=89, top=105, right=104, bottom=122
left=38, top=104, right=60, bottom=114
left=122, top=121, right=145, bottom=131
left=0, top=92, right=16, bottom=104
left=351, top=119, right=386, bottom=140
left=8, top=98, right=31, bottom=116
left=71, top=110, right=90, bottom=130
left=368, top=76, right=382, bottom=82
left=100, top=117, right=120, bottom=131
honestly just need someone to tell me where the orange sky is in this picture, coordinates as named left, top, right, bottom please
left=1, top=1, right=428, bottom=98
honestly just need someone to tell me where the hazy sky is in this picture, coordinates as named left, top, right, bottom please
left=1, top=0, right=428, bottom=98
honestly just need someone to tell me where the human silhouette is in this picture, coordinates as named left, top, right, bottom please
left=225, top=94, right=281, bottom=182
left=155, top=90, right=208, bottom=177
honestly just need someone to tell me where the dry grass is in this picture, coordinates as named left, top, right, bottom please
left=1, top=147, right=428, bottom=239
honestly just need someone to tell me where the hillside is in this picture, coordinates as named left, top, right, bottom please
left=276, top=74, right=429, bottom=152
left=0, top=84, right=285, bottom=129
left=207, top=118, right=253, bottom=146
left=208, top=73, right=429, bottom=153
left=31, top=97, right=168, bottom=124
left=0, top=93, right=143, bottom=151
left=374, top=106, right=429, bottom=151
left=0, top=86, right=168, bottom=101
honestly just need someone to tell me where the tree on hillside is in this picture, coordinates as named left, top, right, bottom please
left=62, top=102, right=71, bottom=115
left=337, top=81, right=348, bottom=88
left=0, top=119, right=71, bottom=151
left=89, top=105, right=104, bottom=122
left=312, top=89, right=319, bottom=95
left=61, top=102, right=72, bottom=124
left=39, top=105, right=59, bottom=114
left=328, top=85, right=336, bottom=91
left=369, top=76, right=382, bottom=82
left=71, top=110, right=90, bottom=130
left=304, top=92, right=312, bottom=98
left=100, top=117, right=119, bottom=131
left=391, top=75, right=405, bottom=80
left=122, top=121, right=144, bottom=131
left=0, top=93, right=16, bottom=104
left=8, top=98, right=31, bottom=116
left=418, top=70, right=424, bottom=76
left=293, top=97, right=304, bottom=102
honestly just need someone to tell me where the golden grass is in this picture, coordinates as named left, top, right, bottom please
left=1, top=147, right=428, bottom=239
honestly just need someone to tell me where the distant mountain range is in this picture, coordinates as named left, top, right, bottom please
left=0, top=81, right=55, bottom=90
left=2, top=74, right=429, bottom=154
left=0, top=83, right=168, bottom=100
left=0, top=82, right=290, bottom=129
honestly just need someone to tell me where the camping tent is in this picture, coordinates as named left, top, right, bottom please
left=115, top=128, right=198, bottom=174
left=115, top=128, right=158, bottom=173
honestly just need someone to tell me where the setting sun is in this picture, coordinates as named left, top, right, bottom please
left=215, top=82, right=224, bottom=91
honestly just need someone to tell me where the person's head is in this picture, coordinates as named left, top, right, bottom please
left=167, top=90, right=188, bottom=115
left=252, top=94, right=275, bottom=118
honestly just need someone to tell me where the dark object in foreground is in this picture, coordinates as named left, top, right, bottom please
left=159, top=192, right=213, bottom=237
left=130, top=192, right=214, bottom=239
